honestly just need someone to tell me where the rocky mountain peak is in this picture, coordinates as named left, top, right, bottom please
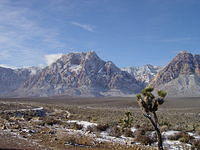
left=104, top=61, right=121, bottom=73
left=1, top=50, right=200, bottom=97
left=11, top=51, right=142, bottom=97
left=57, top=51, right=98, bottom=63
left=150, top=51, right=200, bottom=90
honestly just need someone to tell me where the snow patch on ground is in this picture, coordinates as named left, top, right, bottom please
left=32, top=107, right=43, bottom=111
left=131, top=127, right=137, bottom=133
left=64, top=120, right=197, bottom=149
left=188, top=132, right=200, bottom=139
left=163, top=140, right=182, bottom=150
left=162, top=130, right=180, bottom=138
left=67, top=120, right=97, bottom=128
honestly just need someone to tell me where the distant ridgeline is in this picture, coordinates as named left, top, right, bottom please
left=0, top=51, right=200, bottom=97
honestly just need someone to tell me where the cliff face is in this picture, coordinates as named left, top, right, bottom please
left=0, top=67, right=31, bottom=95
left=12, top=52, right=143, bottom=97
left=1, top=51, right=200, bottom=98
left=150, top=51, right=200, bottom=97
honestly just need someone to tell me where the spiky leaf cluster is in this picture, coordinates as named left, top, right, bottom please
left=157, top=90, right=167, bottom=98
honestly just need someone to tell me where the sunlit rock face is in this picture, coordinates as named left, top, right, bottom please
left=0, top=66, right=40, bottom=95
left=1, top=51, right=200, bottom=97
left=11, top=51, right=143, bottom=97
left=150, top=51, right=200, bottom=97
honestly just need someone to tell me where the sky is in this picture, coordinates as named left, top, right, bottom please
left=0, top=0, right=200, bottom=68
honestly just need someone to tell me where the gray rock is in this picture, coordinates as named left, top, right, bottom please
left=150, top=51, right=200, bottom=97
left=11, top=51, right=143, bottom=97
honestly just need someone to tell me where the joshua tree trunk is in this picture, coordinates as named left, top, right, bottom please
left=144, top=113, right=163, bottom=150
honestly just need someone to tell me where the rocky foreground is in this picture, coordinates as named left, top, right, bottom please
left=0, top=101, right=200, bottom=150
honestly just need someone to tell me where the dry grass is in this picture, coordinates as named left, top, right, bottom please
left=168, top=131, right=194, bottom=143
left=0, top=97, right=200, bottom=150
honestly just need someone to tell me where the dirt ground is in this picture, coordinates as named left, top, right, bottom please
left=0, top=96, right=199, bottom=150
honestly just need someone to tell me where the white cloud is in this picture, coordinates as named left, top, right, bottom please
left=0, top=64, right=17, bottom=69
left=0, top=0, right=68, bottom=67
left=71, top=21, right=95, bottom=32
left=44, top=54, right=63, bottom=65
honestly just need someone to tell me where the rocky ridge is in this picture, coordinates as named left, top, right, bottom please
left=0, top=51, right=200, bottom=97
left=11, top=52, right=143, bottom=97
left=150, top=51, right=200, bottom=97
left=0, top=67, right=37, bottom=95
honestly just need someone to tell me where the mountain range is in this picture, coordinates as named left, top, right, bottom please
left=0, top=51, right=199, bottom=97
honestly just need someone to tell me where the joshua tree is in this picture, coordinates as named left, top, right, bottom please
left=136, top=87, right=167, bottom=150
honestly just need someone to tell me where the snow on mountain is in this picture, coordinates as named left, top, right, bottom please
left=10, top=51, right=143, bottom=97
left=122, top=65, right=162, bottom=84
left=1, top=51, right=200, bottom=98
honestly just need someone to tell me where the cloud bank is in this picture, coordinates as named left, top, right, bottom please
left=0, top=0, right=68, bottom=67
left=44, top=54, right=63, bottom=65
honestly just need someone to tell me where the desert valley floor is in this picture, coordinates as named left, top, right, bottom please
left=0, top=97, right=200, bottom=150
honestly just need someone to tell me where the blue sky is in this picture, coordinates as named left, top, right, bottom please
left=0, top=0, right=200, bottom=68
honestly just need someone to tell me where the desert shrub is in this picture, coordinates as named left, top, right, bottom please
left=134, top=128, right=156, bottom=145
left=168, top=133, right=182, bottom=140
left=64, top=136, right=77, bottom=145
left=140, top=123, right=154, bottom=131
left=168, top=132, right=194, bottom=143
left=86, top=125, right=98, bottom=133
left=0, top=113, right=11, bottom=120
left=44, top=118, right=62, bottom=126
left=65, top=122, right=83, bottom=130
left=134, top=124, right=140, bottom=129
left=196, top=130, right=200, bottom=136
left=180, top=132, right=194, bottom=142
left=160, top=120, right=171, bottom=127
left=160, top=125, right=169, bottom=132
left=71, top=123, right=83, bottom=130
left=36, top=121, right=45, bottom=126
left=134, top=129, right=146, bottom=136
left=108, top=125, right=122, bottom=137
left=134, top=134, right=155, bottom=145
left=91, top=117, right=98, bottom=122
left=74, top=123, right=83, bottom=130
left=191, top=139, right=200, bottom=150
left=86, top=124, right=109, bottom=133
left=61, top=133, right=156, bottom=150
left=96, top=124, right=109, bottom=132
left=48, top=129, right=56, bottom=135
left=64, top=134, right=95, bottom=147
left=123, top=128, right=134, bottom=137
